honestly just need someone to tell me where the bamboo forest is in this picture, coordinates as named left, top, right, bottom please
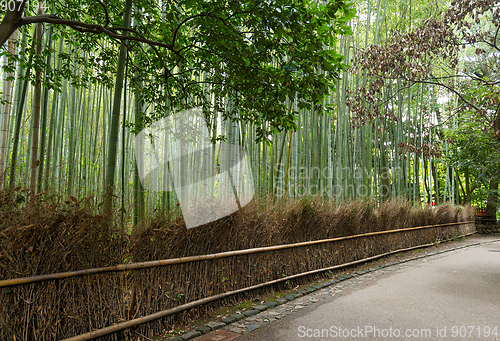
left=0, top=0, right=499, bottom=340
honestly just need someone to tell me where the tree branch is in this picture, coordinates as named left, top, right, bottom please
left=95, top=0, right=110, bottom=27
left=18, top=15, right=176, bottom=51
left=171, top=13, right=217, bottom=49
left=0, top=0, right=26, bottom=47
left=414, top=78, right=483, bottom=113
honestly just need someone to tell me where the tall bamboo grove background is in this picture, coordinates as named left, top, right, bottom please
left=0, top=0, right=463, bottom=226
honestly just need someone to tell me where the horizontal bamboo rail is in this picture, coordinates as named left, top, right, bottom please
left=62, top=230, right=483, bottom=341
left=0, top=221, right=474, bottom=288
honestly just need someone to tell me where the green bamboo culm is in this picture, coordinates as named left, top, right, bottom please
left=9, top=29, right=36, bottom=192
left=30, top=4, right=44, bottom=196
left=0, top=30, right=17, bottom=188
left=37, top=25, right=53, bottom=193
left=103, top=0, right=133, bottom=217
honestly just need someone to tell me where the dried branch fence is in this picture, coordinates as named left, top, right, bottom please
left=1, top=218, right=475, bottom=341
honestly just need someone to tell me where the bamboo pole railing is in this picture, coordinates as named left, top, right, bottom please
left=0, top=221, right=474, bottom=288
left=61, top=229, right=483, bottom=341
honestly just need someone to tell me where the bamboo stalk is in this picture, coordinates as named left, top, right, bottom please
left=9, top=29, right=36, bottom=191
left=0, top=221, right=474, bottom=288
left=29, top=4, right=44, bottom=195
left=0, top=30, right=17, bottom=188
left=37, top=24, right=53, bottom=193
left=103, top=0, right=133, bottom=214
left=66, top=49, right=77, bottom=195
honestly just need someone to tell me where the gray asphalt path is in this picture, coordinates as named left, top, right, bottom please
left=238, top=237, right=500, bottom=341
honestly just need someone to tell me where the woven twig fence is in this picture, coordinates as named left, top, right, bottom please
left=1, top=220, right=474, bottom=340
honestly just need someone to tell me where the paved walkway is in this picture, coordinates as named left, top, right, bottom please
left=194, top=235, right=500, bottom=341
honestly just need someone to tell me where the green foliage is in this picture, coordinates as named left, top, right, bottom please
left=445, top=118, right=500, bottom=182
left=1, top=0, right=356, bottom=142
left=444, top=37, right=500, bottom=186
left=131, top=0, right=356, bottom=141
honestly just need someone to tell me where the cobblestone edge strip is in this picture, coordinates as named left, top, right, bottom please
left=168, top=235, right=500, bottom=340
